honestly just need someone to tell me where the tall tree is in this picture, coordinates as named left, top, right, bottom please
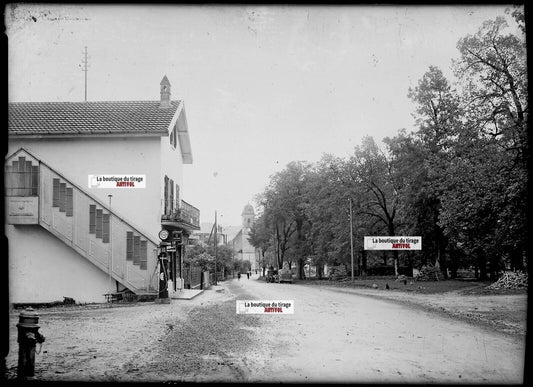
left=343, top=137, right=403, bottom=276
left=256, top=161, right=311, bottom=275
left=248, top=213, right=273, bottom=276
left=443, top=12, right=528, bottom=276
left=304, top=154, right=353, bottom=276
left=401, top=66, right=465, bottom=276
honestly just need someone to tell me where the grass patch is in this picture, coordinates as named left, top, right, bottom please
left=296, top=277, right=503, bottom=294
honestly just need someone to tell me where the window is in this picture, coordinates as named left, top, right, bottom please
left=4, top=156, right=39, bottom=197
left=169, top=124, right=177, bottom=149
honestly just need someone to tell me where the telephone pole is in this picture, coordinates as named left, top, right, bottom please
left=349, top=197, right=354, bottom=282
left=214, top=210, right=218, bottom=285
left=81, top=46, right=89, bottom=101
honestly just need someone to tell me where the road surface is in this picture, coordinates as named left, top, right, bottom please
left=5, top=275, right=525, bottom=383
left=228, top=274, right=525, bottom=383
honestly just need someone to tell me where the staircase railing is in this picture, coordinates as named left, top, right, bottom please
left=36, top=158, right=159, bottom=293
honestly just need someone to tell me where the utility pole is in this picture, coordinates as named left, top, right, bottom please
left=214, top=210, right=218, bottom=285
left=108, top=194, right=113, bottom=291
left=81, top=46, right=89, bottom=101
left=349, top=197, right=354, bottom=282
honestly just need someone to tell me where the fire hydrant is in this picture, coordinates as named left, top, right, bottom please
left=16, top=307, right=45, bottom=378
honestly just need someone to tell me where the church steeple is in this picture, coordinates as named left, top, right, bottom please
left=242, top=203, right=255, bottom=229
left=160, top=75, right=171, bottom=108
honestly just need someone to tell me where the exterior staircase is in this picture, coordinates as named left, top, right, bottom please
left=5, top=149, right=159, bottom=295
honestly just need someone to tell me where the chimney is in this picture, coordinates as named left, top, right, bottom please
left=160, top=75, right=171, bottom=108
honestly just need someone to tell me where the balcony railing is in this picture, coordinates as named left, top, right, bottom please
left=161, top=200, right=200, bottom=230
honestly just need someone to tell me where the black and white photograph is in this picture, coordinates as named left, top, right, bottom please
left=3, top=3, right=528, bottom=383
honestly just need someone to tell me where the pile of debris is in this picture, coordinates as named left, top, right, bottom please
left=328, top=265, right=348, bottom=280
left=487, top=271, right=528, bottom=290
left=415, top=264, right=444, bottom=281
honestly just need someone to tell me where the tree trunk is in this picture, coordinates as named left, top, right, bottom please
left=361, top=249, right=367, bottom=276
left=510, top=248, right=524, bottom=271
left=477, top=251, right=488, bottom=280
left=448, top=249, right=458, bottom=279
left=437, top=232, right=448, bottom=279
left=393, top=250, right=399, bottom=276
left=298, top=258, right=305, bottom=280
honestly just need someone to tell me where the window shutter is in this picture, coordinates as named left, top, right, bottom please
left=140, top=240, right=147, bottom=270
left=133, top=236, right=140, bottom=264
left=31, top=166, right=39, bottom=196
left=17, top=157, right=25, bottom=195
left=53, top=179, right=60, bottom=207
left=126, top=232, right=134, bottom=260
left=170, top=179, right=174, bottom=213
left=66, top=188, right=73, bottom=217
left=103, top=214, right=110, bottom=243
left=59, top=183, right=67, bottom=212
left=96, top=209, right=103, bottom=238
left=164, top=175, right=169, bottom=215
left=89, top=205, right=96, bottom=233
left=24, top=161, right=32, bottom=196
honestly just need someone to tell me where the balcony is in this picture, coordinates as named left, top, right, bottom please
left=161, top=200, right=200, bottom=231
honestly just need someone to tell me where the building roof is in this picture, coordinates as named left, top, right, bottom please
left=8, top=100, right=181, bottom=136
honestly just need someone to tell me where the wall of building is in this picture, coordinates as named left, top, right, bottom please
left=8, top=136, right=162, bottom=241
left=231, top=229, right=259, bottom=271
left=159, top=107, right=185, bottom=214
left=7, top=225, right=112, bottom=303
left=7, top=137, right=164, bottom=303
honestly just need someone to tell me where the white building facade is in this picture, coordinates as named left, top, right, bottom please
left=230, top=204, right=260, bottom=272
left=6, top=76, right=200, bottom=303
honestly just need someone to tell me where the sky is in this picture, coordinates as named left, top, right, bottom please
left=5, top=4, right=518, bottom=227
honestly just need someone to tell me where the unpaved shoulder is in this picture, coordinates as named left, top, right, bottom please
left=301, top=285, right=528, bottom=337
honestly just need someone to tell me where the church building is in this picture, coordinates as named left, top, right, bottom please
left=230, top=204, right=259, bottom=272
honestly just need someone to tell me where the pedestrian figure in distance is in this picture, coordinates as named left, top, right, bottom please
left=247, top=272, right=250, bottom=279
left=238, top=272, right=241, bottom=281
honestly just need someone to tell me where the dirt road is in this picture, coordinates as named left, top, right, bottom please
left=234, top=276, right=525, bottom=383
left=5, top=275, right=526, bottom=383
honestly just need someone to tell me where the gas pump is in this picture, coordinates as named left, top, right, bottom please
left=171, top=231, right=183, bottom=290
left=157, top=229, right=171, bottom=302
left=157, top=245, right=170, bottom=299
